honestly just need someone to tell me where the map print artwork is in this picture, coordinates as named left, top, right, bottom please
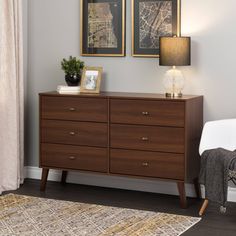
left=88, top=3, right=118, bottom=48
left=139, top=1, right=172, bottom=49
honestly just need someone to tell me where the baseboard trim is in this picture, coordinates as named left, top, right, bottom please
left=24, top=166, right=236, bottom=202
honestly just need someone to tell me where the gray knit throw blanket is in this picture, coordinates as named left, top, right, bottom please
left=199, top=148, right=236, bottom=209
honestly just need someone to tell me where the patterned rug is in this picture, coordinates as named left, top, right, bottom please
left=0, top=194, right=201, bottom=236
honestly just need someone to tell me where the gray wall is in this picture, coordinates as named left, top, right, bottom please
left=25, top=0, right=236, bottom=166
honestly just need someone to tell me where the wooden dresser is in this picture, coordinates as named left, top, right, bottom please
left=39, top=91, right=203, bottom=208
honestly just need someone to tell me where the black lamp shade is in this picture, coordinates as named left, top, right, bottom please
left=159, top=37, right=191, bottom=66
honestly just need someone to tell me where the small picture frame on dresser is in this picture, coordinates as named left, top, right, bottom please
left=80, top=66, right=103, bottom=94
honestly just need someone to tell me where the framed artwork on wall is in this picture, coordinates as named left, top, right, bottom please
left=80, top=0, right=126, bottom=57
left=132, top=0, right=181, bottom=58
left=80, top=67, right=103, bottom=93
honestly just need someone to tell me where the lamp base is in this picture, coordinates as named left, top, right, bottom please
left=165, top=92, right=182, bottom=98
left=163, top=66, right=185, bottom=99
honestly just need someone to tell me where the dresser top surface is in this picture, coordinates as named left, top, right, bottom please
left=39, top=91, right=203, bottom=101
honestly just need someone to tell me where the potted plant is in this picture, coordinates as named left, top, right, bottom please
left=61, top=56, right=85, bottom=86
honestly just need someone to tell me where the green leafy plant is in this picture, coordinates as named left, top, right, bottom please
left=61, top=56, right=85, bottom=76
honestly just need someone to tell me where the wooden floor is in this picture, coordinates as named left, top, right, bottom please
left=6, top=179, right=236, bottom=236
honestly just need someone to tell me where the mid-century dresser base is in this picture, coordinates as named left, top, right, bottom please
left=39, top=91, right=203, bottom=208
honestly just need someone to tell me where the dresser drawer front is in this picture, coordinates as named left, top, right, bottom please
left=110, top=149, right=184, bottom=180
left=41, top=120, right=107, bottom=147
left=110, top=124, right=184, bottom=153
left=41, top=96, right=108, bottom=122
left=110, top=99, right=185, bottom=127
left=41, top=143, right=107, bottom=172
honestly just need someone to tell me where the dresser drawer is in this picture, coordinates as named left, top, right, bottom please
left=41, top=96, right=108, bottom=122
left=110, top=99, right=185, bottom=127
left=110, top=149, right=184, bottom=180
left=110, top=124, right=184, bottom=153
left=41, top=143, right=107, bottom=172
left=41, top=120, right=107, bottom=147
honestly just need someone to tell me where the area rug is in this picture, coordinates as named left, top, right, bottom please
left=0, top=194, right=200, bottom=236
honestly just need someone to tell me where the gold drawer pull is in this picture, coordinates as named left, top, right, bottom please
left=142, top=162, right=149, bottom=167
left=141, top=137, right=149, bottom=141
left=69, top=107, right=76, bottom=111
left=142, top=111, right=149, bottom=116
left=69, top=156, right=76, bottom=160
left=69, top=131, right=76, bottom=136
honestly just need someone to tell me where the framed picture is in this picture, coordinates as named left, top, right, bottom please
left=80, top=0, right=126, bottom=57
left=80, top=67, right=103, bottom=93
left=132, top=0, right=181, bottom=57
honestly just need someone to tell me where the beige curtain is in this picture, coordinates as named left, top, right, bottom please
left=0, top=0, right=24, bottom=194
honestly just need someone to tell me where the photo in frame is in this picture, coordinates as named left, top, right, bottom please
left=132, top=0, right=181, bottom=57
left=80, top=0, right=126, bottom=57
left=80, top=67, right=103, bottom=93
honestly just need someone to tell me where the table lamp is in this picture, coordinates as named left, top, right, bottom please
left=159, top=36, right=191, bottom=98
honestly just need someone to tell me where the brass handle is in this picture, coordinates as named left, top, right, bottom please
left=69, top=156, right=76, bottom=160
left=69, top=131, right=76, bottom=136
left=69, top=107, right=76, bottom=111
left=142, top=111, right=149, bottom=116
left=141, top=137, right=149, bottom=141
left=142, top=162, right=149, bottom=167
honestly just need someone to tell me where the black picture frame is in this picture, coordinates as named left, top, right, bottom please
left=81, top=0, right=126, bottom=57
left=132, top=0, right=181, bottom=58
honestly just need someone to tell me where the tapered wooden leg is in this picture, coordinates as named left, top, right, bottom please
left=61, top=171, right=68, bottom=185
left=199, top=199, right=209, bottom=216
left=177, top=181, right=187, bottom=208
left=193, top=178, right=201, bottom=199
left=40, top=168, right=49, bottom=191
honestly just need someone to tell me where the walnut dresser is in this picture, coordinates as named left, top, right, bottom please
left=39, top=91, right=203, bottom=208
